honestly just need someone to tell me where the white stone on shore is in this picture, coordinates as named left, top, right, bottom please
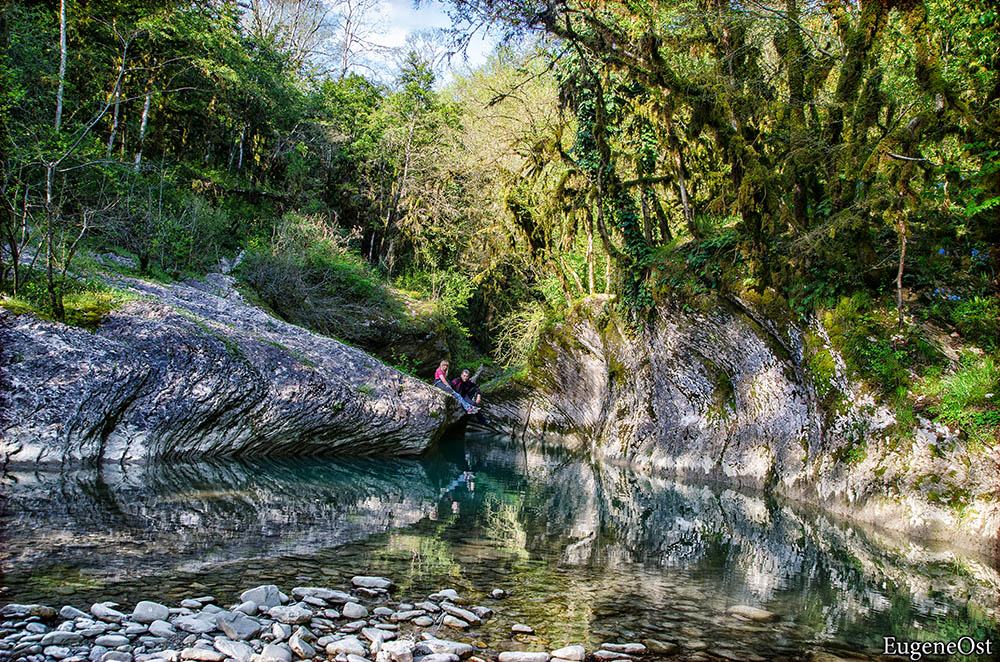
left=94, top=635, right=130, bottom=648
left=375, top=638, right=415, bottom=662
left=440, top=616, right=468, bottom=630
left=234, top=602, right=257, bottom=616
left=341, top=603, right=368, bottom=620
left=148, top=621, right=176, bottom=638
left=414, top=641, right=472, bottom=659
left=351, top=577, right=392, bottom=590
left=44, top=646, right=73, bottom=659
left=61, top=606, right=90, bottom=620
left=326, top=637, right=367, bottom=657
left=412, top=617, right=433, bottom=627
left=599, top=644, right=645, bottom=655
left=213, top=637, right=254, bottom=662
left=427, top=591, right=461, bottom=604
left=255, top=643, right=292, bottom=662
left=175, top=615, right=216, bottom=635
left=268, top=606, right=312, bottom=625
left=346, top=655, right=371, bottom=662
left=498, top=653, right=549, bottom=662
left=91, top=604, right=126, bottom=623
left=511, top=624, right=534, bottom=635
left=439, top=605, right=479, bottom=626
left=288, top=632, right=316, bottom=659
left=413, top=602, right=439, bottom=614
left=133, top=602, right=170, bottom=624
left=592, top=651, right=632, bottom=661
left=240, top=587, right=282, bottom=610
left=181, top=648, right=226, bottom=662
left=550, top=645, right=585, bottom=661
left=180, top=601, right=203, bottom=611
left=414, top=655, right=459, bottom=662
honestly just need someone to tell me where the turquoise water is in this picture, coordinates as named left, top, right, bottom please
left=2, top=435, right=998, bottom=659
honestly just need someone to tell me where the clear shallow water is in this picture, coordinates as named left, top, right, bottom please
left=2, top=435, right=998, bottom=660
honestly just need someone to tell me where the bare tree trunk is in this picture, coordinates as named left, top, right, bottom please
left=106, top=82, right=121, bottom=157
left=55, top=0, right=67, bottom=132
left=585, top=209, right=595, bottom=294
left=134, top=85, right=152, bottom=170
left=896, top=212, right=907, bottom=328
left=605, top=253, right=611, bottom=295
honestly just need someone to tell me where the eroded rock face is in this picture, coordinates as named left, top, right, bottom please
left=488, top=295, right=1000, bottom=560
left=0, top=274, right=460, bottom=467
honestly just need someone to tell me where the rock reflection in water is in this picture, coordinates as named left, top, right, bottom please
left=2, top=436, right=997, bottom=658
left=0, top=457, right=448, bottom=582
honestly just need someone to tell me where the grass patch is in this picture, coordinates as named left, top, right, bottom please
left=1, top=268, right=135, bottom=330
left=919, top=353, right=999, bottom=447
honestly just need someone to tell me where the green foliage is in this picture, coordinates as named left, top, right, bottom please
left=0, top=268, right=134, bottom=330
left=822, top=295, right=942, bottom=399
left=921, top=354, right=1000, bottom=445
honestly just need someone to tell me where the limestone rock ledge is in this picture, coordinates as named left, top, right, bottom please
left=487, top=295, right=1000, bottom=561
left=0, top=273, right=458, bottom=467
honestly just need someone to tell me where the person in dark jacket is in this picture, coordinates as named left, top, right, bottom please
left=451, top=369, right=491, bottom=426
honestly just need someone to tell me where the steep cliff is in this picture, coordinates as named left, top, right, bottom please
left=0, top=273, right=461, bottom=467
left=487, top=295, right=1000, bottom=560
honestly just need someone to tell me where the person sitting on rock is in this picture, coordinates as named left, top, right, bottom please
left=450, top=369, right=481, bottom=406
left=433, top=360, right=478, bottom=414
left=451, top=368, right=492, bottom=426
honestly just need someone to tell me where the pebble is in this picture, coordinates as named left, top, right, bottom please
left=326, top=637, right=368, bottom=657
left=346, top=655, right=371, bottom=662
left=427, top=591, right=462, bottom=604
left=592, top=652, right=632, bottom=661
left=175, top=616, right=216, bottom=635
left=351, top=577, right=393, bottom=590
left=61, top=607, right=90, bottom=620
left=91, top=605, right=126, bottom=624
left=148, top=621, right=176, bottom=638
left=94, top=635, right=130, bottom=648
left=268, top=606, right=312, bottom=625
left=414, top=640, right=472, bottom=658
left=216, top=613, right=261, bottom=641
left=239, top=587, right=282, bottom=610
left=489, top=590, right=507, bottom=600
left=180, top=601, right=203, bottom=611
left=412, top=618, right=433, bottom=628
left=342, top=603, right=368, bottom=620
left=550, top=646, right=585, bottom=661
left=100, top=652, right=133, bottom=662
left=441, top=616, right=468, bottom=630
left=133, top=603, right=170, bottom=625
left=641, top=640, right=679, bottom=655
left=511, top=624, right=534, bottom=635
left=41, top=631, right=84, bottom=645
left=440, top=605, right=479, bottom=625
left=599, top=644, right=645, bottom=655
left=44, top=645, right=73, bottom=659
left=257, top=643, right=292, bottom=662
left=413, top=603, right=439, bottom=614
left=415, top=655, right=459, bottom=662
left=498, top=654, right=549, bottom=662
left=180, top=648, right=225, bottom=662
left=287, top=632, right=316, bottom=659
left=725, top=605, right=777, bottom=622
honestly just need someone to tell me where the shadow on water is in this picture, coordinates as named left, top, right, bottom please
left=2, top=434, right=999, bottom=659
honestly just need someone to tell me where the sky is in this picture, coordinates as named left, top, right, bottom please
left=364, top=0, right=497, bottom=84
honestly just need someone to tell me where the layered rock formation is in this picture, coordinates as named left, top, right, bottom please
left=487, top=295, right=1000, bottom=561
left=0, top=273, right=460, bottom=467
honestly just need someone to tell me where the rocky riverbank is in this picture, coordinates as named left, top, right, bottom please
left=486, top=295, right=1000, bottom=561
left=0, top=575, right=876, bottom=662
left=0, top=272, right=463, bottom=467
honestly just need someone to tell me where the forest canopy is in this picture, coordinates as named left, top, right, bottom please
left=1, top=0, right=997, bottom=377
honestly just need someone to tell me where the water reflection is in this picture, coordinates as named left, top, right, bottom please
left=1, top=436, right=998, bottom=659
